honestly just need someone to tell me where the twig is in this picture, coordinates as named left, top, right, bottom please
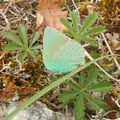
left=84, top=50, right=119, bottom=81
left=9, top=9, right=19, bottom=16
left=102, top=109, right=118, bottom=117
left=101, top=33, right=120, bottom=71
left=10, top=13, right=25, bottom=23
left=0, top=12, right=10, bottom=28
left=64, top=0, right=71, bottom=13
left=0, top=61, right=12, bottom=72
left=111, top=97, right=120, bottom=108
left=71, top=0, right=81, bottom=25
left=0, top=52, right=6, bottom=60
left=82, top=44, right=90, bottom=48
left=3, top=0, right=13, bottom=14
left=39, top=0, right=120, bottom=83
left=68, top=35, right=118, bottom=81
left=15, top=57, right=25, bottom=73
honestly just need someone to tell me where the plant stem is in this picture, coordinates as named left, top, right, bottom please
left=4, top=54, right=116, bottom=120
left=84, top=49, right=118, bottom=81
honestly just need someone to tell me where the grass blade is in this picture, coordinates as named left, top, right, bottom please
left=4, top=54, right=116, bottom=120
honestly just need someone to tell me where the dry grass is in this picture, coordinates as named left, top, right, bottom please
left=0, top=0, right=120, bottom=119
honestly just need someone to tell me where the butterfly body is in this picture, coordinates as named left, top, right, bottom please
left=43, top=27, right=85, bottom=73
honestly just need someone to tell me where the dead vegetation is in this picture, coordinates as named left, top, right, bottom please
left=0, top=0, right=120, bottom=119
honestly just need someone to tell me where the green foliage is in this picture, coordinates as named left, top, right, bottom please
left=2, top=24, right=41, bottom=60
left=60, top=13, right=110, bottom=119
left=59, top=67, right=112, bottom=120
left=4, top=55, right=115, bottom=120
left=88, top=81, right=112, bottom=92
left=84, top=93, right=110, bottom=112
left=74, top=94, right=85, bottom=120
left=61, top=12, right=106, bottom=46
left=3, top=12, right=112, bottom=120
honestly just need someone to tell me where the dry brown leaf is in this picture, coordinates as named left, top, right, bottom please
left=18, top=87, right=37, bottom=95
left=3, top=76, right=15, bottom=92
left=36, top=0, right=67, bottom=31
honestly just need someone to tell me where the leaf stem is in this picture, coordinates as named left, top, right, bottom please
left=84, top=50, right=118, bottom=81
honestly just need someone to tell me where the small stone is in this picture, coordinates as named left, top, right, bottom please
left=4, top=101, right=75, bottom=120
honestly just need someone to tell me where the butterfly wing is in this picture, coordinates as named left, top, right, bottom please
left=43, top=27, right=85, bottom=73
left=48, top=40, right=85, bottom=73
left=43, top=27, right=67, bottom=68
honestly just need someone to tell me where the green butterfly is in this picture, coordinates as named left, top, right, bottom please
left=43, top=27, right=85, bottom=73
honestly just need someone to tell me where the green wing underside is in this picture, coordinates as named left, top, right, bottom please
left=43, top=27, right=85, bottom=73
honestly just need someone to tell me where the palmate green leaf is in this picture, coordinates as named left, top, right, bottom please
left=18, top=24, right=28, bottom=46
left=64, top=31, right=73, bottom=37
left=60, top=18, right=75, bottom=36
left=79, top=13, right=98, bottom=34
left=4, top=55, right=115, bottom=120
left=82, top=37, right=98, bottom=46
left=2, top=43, right=21, bottom=51
left=79, top=73, right=86, bottom=87
left=69, top=81, right=80, bottom=92
left=71, top=11, right=79, bottom=33
left=3, top=31, right=23, bottom=46
left=93, top=98, right=111, bottom=111
left=84, top=26, right=106, bottom=36
left=28, top=50, right=39, bottom=57
left=74, top=94, right=85, bottom=120
left=90, top=50, right=100, bottom=59
left=30, top=32, right=40, bottom=47
left=85, top=93, right=104, bottom=112
left=88, top=81, right=112, bottom=92
left=60, top=18, right=73, bottom=31
left=98, top=72, right=110, bottom=81
left=31, top=43, right=42, bottom=50
left=18, top=51, right=28, bottom=60
left=83, top=68, right=98, bottom=89
left=58, top=91, right=78, bottom=103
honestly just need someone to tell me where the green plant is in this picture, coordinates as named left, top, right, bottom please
left=4, top=55, right=115, bottom=120
left=58, top=12, right=111, bottom=119
left=3, top=12, right=114, bottom=120
left=61, top=12, right=106, bottom=46
left=2, top=24, right=41, bottom=60
left=59, top=67, right=112, bottom=120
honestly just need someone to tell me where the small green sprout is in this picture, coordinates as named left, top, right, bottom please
left=2, top=24, right=41, bottom=60
left=59, top=67, right=112, bottom=120
left=61, top=12, right=106, bottom=46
